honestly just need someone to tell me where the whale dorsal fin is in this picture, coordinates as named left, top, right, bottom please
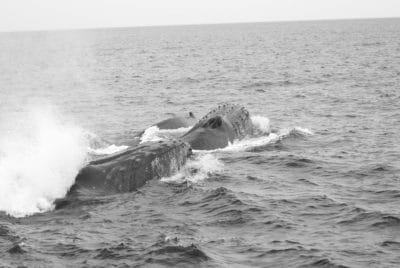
left=203, top=116, right=222, bottom=129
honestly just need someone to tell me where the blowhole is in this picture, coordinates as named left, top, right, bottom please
left=204, top=116, right=222, bottom=129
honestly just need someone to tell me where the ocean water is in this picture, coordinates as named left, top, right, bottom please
left=0, top=18, right=400, bottom=267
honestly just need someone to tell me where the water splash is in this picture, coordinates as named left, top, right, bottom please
left=140, top=126, right=164, bottom=143
left=88, top=144, right=129, bottom=155
left=0, top=105, right=89, bottom=217
left=84, top=131, right=128, bottom=155
left=220, top=133, right=280, bottom=152
left=279, top=127, right=314, bottom=137
left=251, top=115, right=271, bottom=134
left=161, top=153, right=223, bottom=184
left=140, top=125, right=191, bottom=143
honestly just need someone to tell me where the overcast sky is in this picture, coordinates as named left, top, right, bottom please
left=1, top=0, right=399, bottom=32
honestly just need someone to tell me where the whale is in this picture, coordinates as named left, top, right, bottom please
left=55, top=139, right=191, bottom=207
left=57, top=103, right=253, bottom=206
left=181, top=103, right=253, bottom=150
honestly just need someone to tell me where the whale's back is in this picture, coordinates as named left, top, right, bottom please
left=69, top=139, right=191, bottom=195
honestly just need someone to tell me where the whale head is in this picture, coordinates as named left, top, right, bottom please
left=182, top=103, right=252, bottom=150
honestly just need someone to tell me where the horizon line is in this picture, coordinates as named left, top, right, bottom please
left=1, top=16, right=399, bottom=34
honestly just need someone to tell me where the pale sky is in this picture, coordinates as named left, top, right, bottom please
left=1, top=0, right=399, bottom=32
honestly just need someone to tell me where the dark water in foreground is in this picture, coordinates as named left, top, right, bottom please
left=1, top=18, right=400, bottom=267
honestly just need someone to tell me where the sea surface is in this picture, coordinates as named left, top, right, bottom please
left=0, top=18, right=400, bottom=267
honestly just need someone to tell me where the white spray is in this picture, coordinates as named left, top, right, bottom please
left=0, top=105, right=89, bottom=217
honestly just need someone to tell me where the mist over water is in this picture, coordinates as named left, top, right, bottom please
left=1, top=18, right=400, bottom=267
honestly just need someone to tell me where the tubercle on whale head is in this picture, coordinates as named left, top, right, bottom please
left=181, top=103, right=253, bottom=150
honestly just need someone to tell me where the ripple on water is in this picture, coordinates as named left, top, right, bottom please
left=48, top=243, right=90, bottom=258
left=179, top=187, right=244, bottom=207
left=343, top=164, right=399, bottom=180
left=179, top=187, right=265, bottom=226
left=338, top=210, right=400, bottom=229
left=299, top=258, right=350, bottom=268
left=0, top=223, right=24, bottom=255
left=94, top=243, right=134, bottom=260
left=380, top=240, right=400, bottom=249
left=144, top=236, right=210, bottom=266
left=285, top=157, right=314, bottom=168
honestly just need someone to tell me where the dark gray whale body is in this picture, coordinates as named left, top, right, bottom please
left=67, top=139, right=191, bottom=195
left=59, top=103, right=252, bottom=204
